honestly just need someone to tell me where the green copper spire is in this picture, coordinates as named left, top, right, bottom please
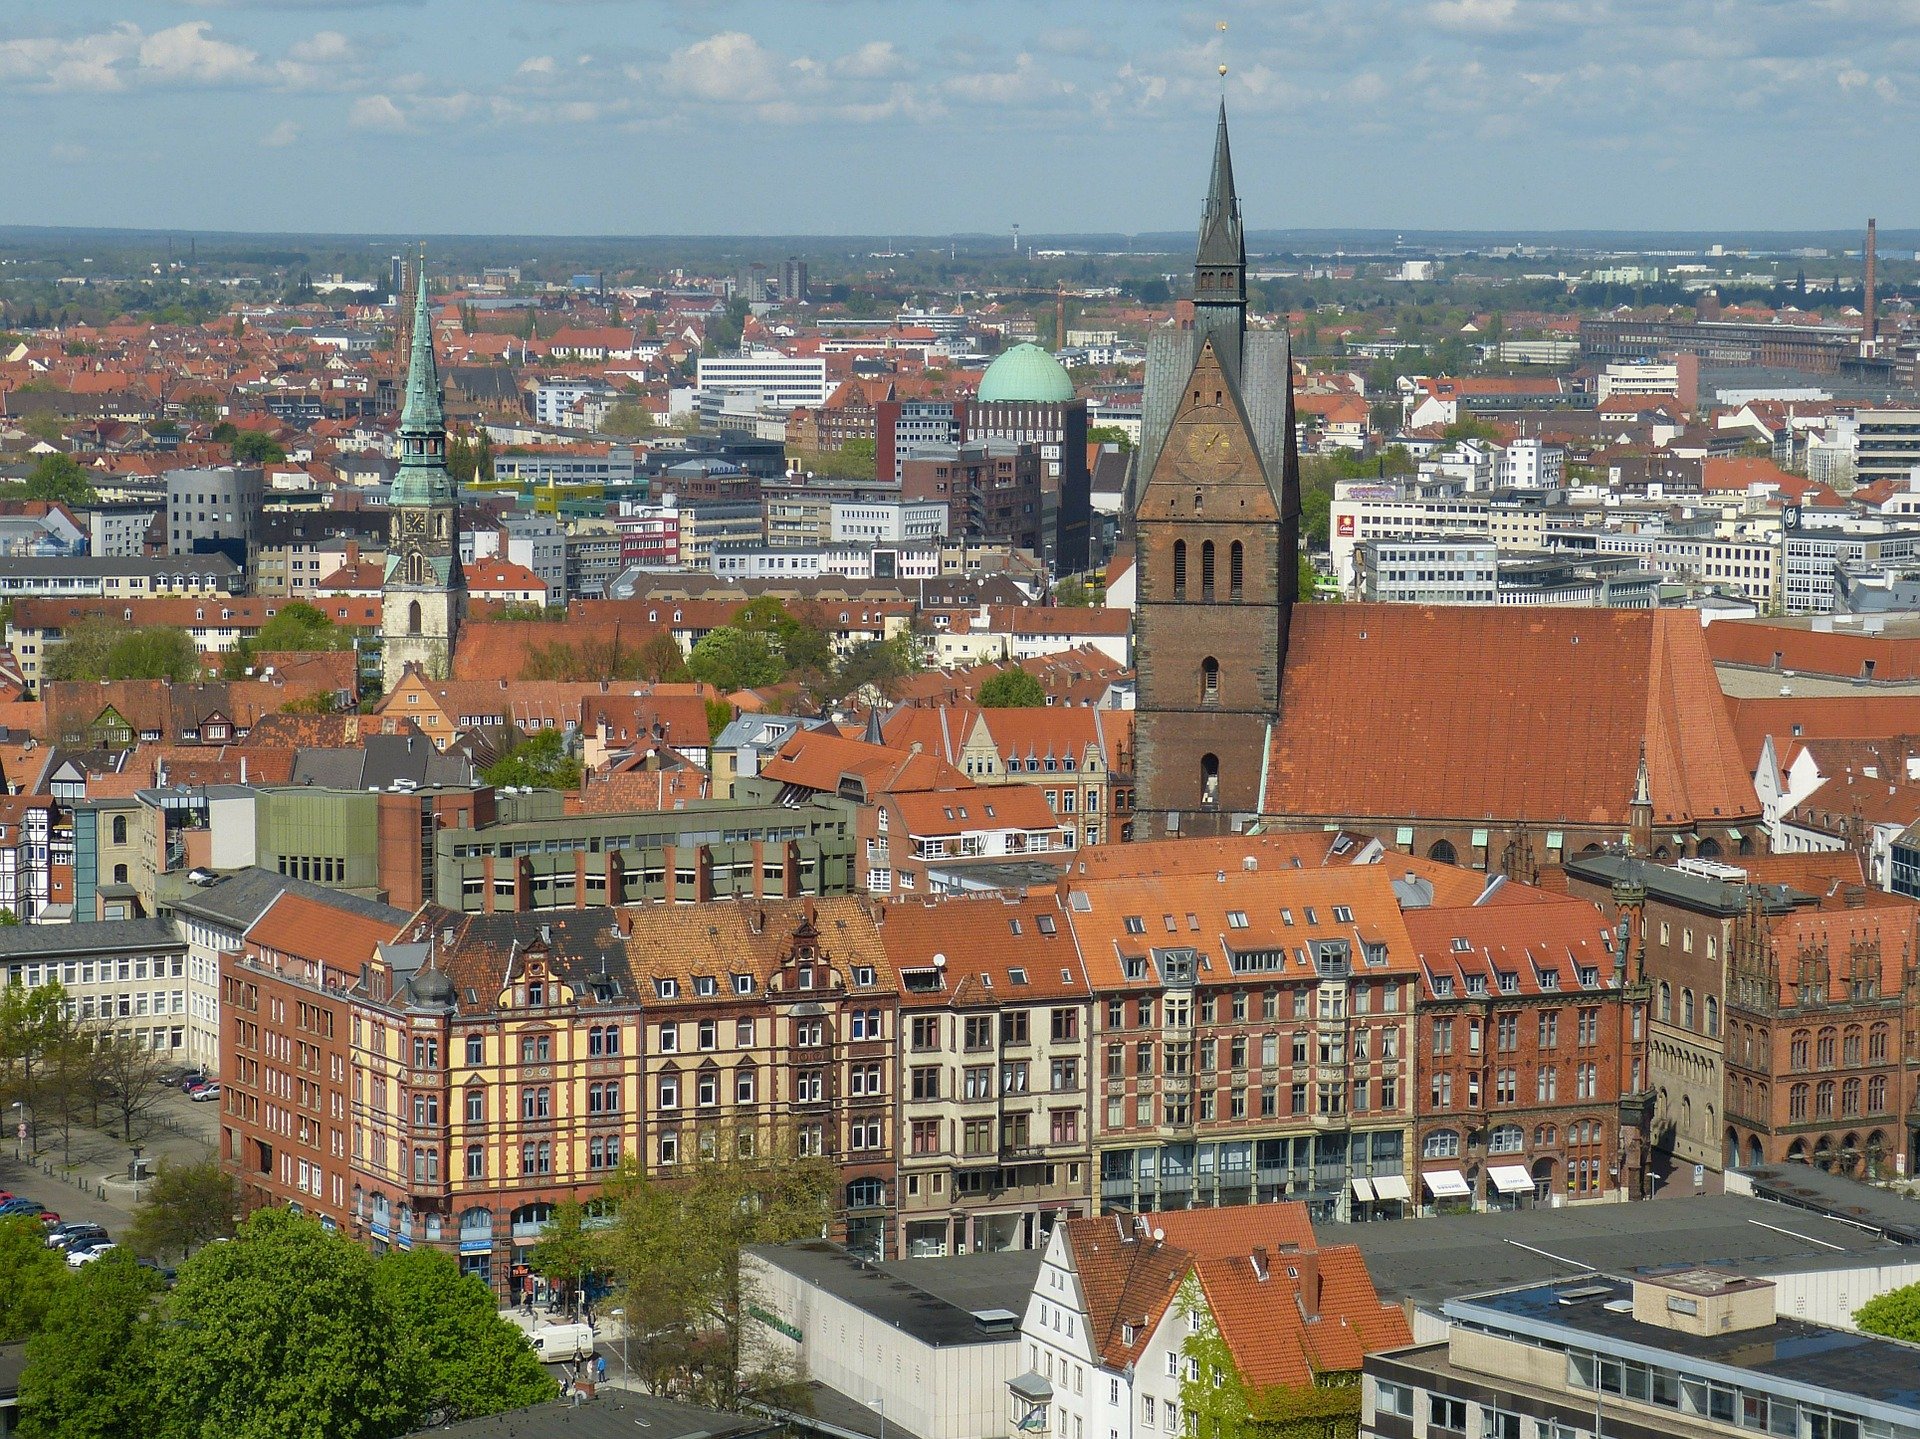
left=391, top=249, right=455, bottom=507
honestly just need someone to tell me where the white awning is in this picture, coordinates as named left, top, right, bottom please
left=1373, top=1174, right=1413, bottom=1203
left=1350, top=1177, right=1376, bottom=1202
left=1489, top=1164, right=1534, bottom=1195
left=1423, top=1169, right=1472, bottom=1199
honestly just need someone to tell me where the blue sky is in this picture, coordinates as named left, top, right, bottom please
left=2, top=0, right=1915, bottom=237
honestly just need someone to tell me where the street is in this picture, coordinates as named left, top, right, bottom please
left=0, top=1082, right=217, bottom=1234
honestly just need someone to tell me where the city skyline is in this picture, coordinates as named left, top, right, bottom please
left=2, top=0, right=1916, bottom=236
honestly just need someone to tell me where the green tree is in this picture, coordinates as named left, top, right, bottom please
left=979, top=669, right=1047, bottom=708
left=602, top=400, right=656, bottom=438
left=735, top=597, right=834, bottom=677
left=1088, top=425, right=1134, bottom=453
left=1298, top=552, right=1324, bottom=601
left=1053, top=577, right=1091, bottom=607
left=833, top=632, right=919, bottom=705
left=599, top=1142, right=831, bottom=1408
left=482, top=728, right=583, bottom=791
left=706, top=696, right=734, bottom=741
left=125, top=1158, right=238, bottom=1262
left=0, top=1215, right=71, bottom=1343
left=223, top=601, right=353, bottom=678
left=230, top=430, right=286, bottom=465
left=1855, top=1282, right=1920, bottom=1343
left=635, top=631, right=692, bottom=683
left=371, top=1249, right=554, bottom=1425
left=146, top=1210, right=419, bottom=1439
left=527, top=1199, right=600, bottom=1313
left=687, top=627, right=784, bottom=692
left=0, top=982, right=73, bottom=1153
left=19, top=1249, right=162, bottom=1439
left=45, top=620, right=201, bottom=685
left=21, top=452, right=96, bottom=506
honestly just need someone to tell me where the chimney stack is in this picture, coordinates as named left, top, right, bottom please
left=1864, top=218, right=1879, bottom=352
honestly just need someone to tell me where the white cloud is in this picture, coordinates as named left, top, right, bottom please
left=1427, top=0, right=1522, bottom=30
left=50, top=141, right=91, bottom=163
left=832, top=41, right=910, bottom=80
left=517, top=55, right=557, bottom=77
left=349, top=93, right=409, bottom=130
left=0, top=20, right=306, bottom=93
left=136, top=22, right=259, bottom=85
left=662, top=31, right=786, bottom=104
left=262, top=119, right=300, bottom=147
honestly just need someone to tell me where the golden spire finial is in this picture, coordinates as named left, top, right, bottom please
left=1217, top=21, right=1229, bottom=88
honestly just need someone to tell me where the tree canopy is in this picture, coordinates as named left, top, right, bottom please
left=222, top=601, right=354, bottom=679
left=230, top=430, right=286, bottom=465
left=22, top=452, right=96, bottom=506
left=125, top=1157, right=238, bottom=1262
left=19, top=1249, right=163, bottom=1439
left=370, top=1249, right=554, bottom=1425
left=1855, top=1282, right=1920, bottom=1343
left=43, top=618, right=201, bottom=686
left=979, top=669, right=1047, bottom=708
left=687, top=626, right=784, bottom=693
left=482, top=727, right=583, bottom=791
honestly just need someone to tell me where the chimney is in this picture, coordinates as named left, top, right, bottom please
left=1249, top=1246, right=1269, bottom=1282
left=1864, top=218, right=1878, bottom=350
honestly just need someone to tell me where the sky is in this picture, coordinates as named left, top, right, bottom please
left=2, top=0, right=1916, bottom=238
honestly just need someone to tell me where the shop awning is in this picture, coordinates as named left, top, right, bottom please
left=1350, top=1177, right=1376, bottom=1202
left=1489, top=1164, right=1534, bottom=1195
left=1423, top=1169, right=1472, bottom=1199
left=1373, top=1174, right=1413, bottom=1203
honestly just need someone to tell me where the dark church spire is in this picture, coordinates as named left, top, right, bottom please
left=1191, top=101, right=1246, bottom=363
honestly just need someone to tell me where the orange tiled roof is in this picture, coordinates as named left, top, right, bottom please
left=1266, top=606, right=1758, bottom=829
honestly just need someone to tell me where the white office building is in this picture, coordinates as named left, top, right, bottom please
left=696, top=351, right=832, bottom=412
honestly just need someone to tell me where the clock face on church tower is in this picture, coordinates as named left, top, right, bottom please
left=1186, top=424, right=1231, bottom=463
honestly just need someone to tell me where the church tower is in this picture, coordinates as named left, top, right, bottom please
left=381, top=253, right=465, bottom=691
left=1129, top=104, right=1301, bottom=838
left=1131, top=338, right=1290, bottom=838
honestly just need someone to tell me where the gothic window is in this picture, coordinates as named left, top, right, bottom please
left=1229, top=541, right=1244, bottom=601
left=1427, top=840, right=1457, bottom=866
left=1173, top=540, right=1187, bottom=601
left=1200, top=657, right=1220, bottom=704
left=408, top=601, right=422, bottom=636
left=111, top=815, right=126, bottom=845
left=1199, top=753, right=1220, bottom=807
left=1201, top=541, right=1215, bottom=601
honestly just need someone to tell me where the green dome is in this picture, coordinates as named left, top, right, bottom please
left=976, top=343, right=1075, bottom=404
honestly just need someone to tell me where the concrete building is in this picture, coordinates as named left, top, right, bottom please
left=0, top=918, right=190, bottom=1057
left=1358, top=537, right=1499, bottom=604
left=830, top=500, right=949, bottom=546
left=744, top=1242, right=1037, bottom=1439
left=900, top=441, right=1043, bottom=557
left=1497, top=438, right=1566, bottom=489
left=1362, top=1272, right=1920, bottom=1439
left=1783, top=526, right=1920, bottom=614
left=166, top=465, right=264, bottom=572
left=1851, top=408, right=1920, bottom=485
left=696, top=352, right=832, bottom=412
left=0, top=555, right=242, bottom=603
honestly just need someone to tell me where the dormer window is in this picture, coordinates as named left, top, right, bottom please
left=734, top=974, right=754, bottom=996
left=656, top=978, right=679, bottom=999
left=526, top=982, right=543, bottom=1006
left=694, top=976, right=717, bottom=997
left=797, top=967, right=813, bottom=990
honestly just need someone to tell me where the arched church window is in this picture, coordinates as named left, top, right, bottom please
left=1230, top=541, right=1244, bottom=601
left=1200, top=657, right=1219, bottom=704
left=1172, top=541, right=1186, bottom=601
left=408, top=601, right=422, bottom=636
left=1201, top=541, right=1215, bottom=602
left=1199, top=753, right=1220, bottom=808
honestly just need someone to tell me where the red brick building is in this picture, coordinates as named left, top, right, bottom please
left=1724, top=891, right=1920, bottom=1178
left=1404, top=891, right=1650, bottom=1209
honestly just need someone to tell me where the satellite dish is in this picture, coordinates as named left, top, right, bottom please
left=1152, top=1228, right=1165, bottom=1243
left=933, top=953, right=947, bottom=968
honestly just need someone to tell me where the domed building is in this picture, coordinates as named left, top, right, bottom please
left=963, top=341, right=1092, bottom=575
left=976, top=343, right=1076, bottom=404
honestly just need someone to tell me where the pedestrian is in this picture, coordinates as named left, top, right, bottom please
left=596, top=1354, right=607, bottom=1385
left=521, top=1287, right=533, bottom=1317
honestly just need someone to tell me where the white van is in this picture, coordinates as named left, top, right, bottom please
left=527, top=1323, right=597, bottom=1363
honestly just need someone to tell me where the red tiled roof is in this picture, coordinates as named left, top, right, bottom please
left=1265, top=606, right=1758, bottom=828
left=1707, top=620, right=1920, bottom=683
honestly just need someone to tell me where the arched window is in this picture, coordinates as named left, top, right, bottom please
left=1869, top=1024, right=1889, bottom=1061
left=1696, top=837, right=1722, bottom=858
left=1681, top=988, right=1695, bottom=1029
left=1229, top=540, right=1244, bottom=601
left=1704, top=995, right=1719, bottom=1038
left=1427, top=839, right=1457, bottom=865
left=1488, top=1123, right=1524, bottom=1154
left=1200, top=657, right=1220, bottom=703
left=1201, top=540, right=1216, bottom=601
left=1172, top=540, right=1187, bottom=600
left=1815, top=1080, right=1835, bottom=1118
left=1789, top=1084, right=1809, bottom=1120
left=408, top=600, right=422, bottom=636
left=1422, top=1129, right=1460, bottom=1159
left=847, top=1178, right=886, bottom=1209
left=113, top=864, right=128, bottom=884
left=1843, top=1027, right=1862, bottom=1066
left=1868, top=1075, right=1888, bottom=1113
left=1789, top=1030, right=1809, bottom=1069
left=1199, top=752, right=1220, bottom=807
left=1658, top=981, right=1671, bottom=1021
left=111, top=815, right=127, bottom=845
left=1841, top=1078, right=1861, bottom=1117
left=1816, top=1028, right=1836, bottom=1066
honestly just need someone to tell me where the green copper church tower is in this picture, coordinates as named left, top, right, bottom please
left=381, top=252, right=465, bottom=690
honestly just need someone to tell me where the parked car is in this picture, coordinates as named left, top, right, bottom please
left=47, top=1224, right=107, bottom=1251
left=167, top=1069, right=206, bottom=1090
left=67, top=1240, right=115, bottom=1266
left=0, top=1199, right=44, bottom=1216
left=135, top=1257, right=177, bottom=1284
left=190, top=1083, right=221, bottom=1102
left=180, top=1075, right=209, bottom=1094
left=36, top=1213, right=58, bottom=1227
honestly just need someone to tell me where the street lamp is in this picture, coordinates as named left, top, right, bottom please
left=10, top=1100, right=31, bottom=1159
left=869, top=1389, right=885, bottom=1439
left=609, top=1307, right=629, bottom=1389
